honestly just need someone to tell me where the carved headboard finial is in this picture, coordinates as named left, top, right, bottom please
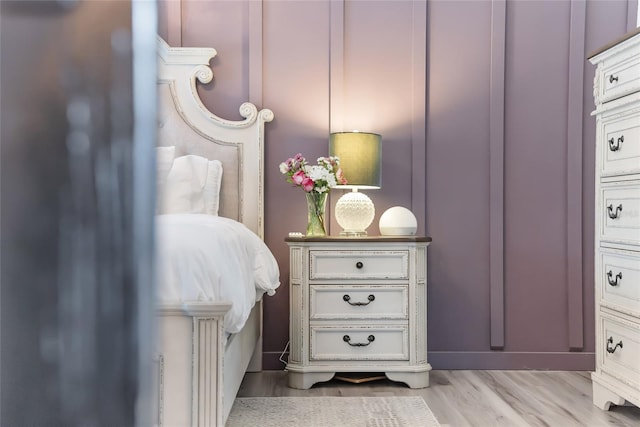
left=156, top=36, right=273, bottom=239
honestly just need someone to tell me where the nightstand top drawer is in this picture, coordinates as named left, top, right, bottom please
left=599, top=52, right=640, bottom=103
left=310, top=250, right=409, bottom=280
left=590, top=31, right=640, bottom=104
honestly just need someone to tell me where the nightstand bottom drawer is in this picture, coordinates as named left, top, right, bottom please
left=310, top=326, right=408, bottom=361
left=599, top=313, right=640, bottom=389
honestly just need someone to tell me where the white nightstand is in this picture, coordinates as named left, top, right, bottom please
left=285, top=236, right=432, bottom=389
left=589, top=30, right=640, bottom=411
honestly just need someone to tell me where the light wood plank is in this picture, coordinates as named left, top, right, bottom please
left=237, top=370, right=640, bottom=426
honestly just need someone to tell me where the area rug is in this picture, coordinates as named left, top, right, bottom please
left=226, top=396, right=441, bottom=427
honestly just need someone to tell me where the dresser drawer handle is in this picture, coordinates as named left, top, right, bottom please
left=606, top=271, right=622, bottom=287
left=607, top=204, right=622, bottom=219
left=343, top=294, right=375, bottom=306
left=608, top=135, right=624, bottom=152
left=355, top=261, right=363, bottom=269
left=606, top=337, right=623, bottom=354
left=609, top=74, right=619, bottom=83
left=343, top=334, right=375, bottom=347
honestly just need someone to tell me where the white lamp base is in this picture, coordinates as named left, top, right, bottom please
left=334, top=189, right=375, bottom=236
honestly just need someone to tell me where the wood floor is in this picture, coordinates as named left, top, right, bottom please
left=237, top=370, right=640, bottom=426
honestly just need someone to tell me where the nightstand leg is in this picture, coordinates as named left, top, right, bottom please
left=385, top=371, right=430, bottom=389
left=592, top=377, right=625, bottom=410
left=287, top=371, right=335, bottom=390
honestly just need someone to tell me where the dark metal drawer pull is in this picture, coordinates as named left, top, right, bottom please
left=606, top=271, right=622, bottom=287
left=607, top=204, right=623, bottom=219
left=608, top=135, right=623, bottom=152
left=343, top=294, right=375, bottom=306
left=355, top=261, right=363, bottom=269
left=606, top=337, right=623, bottom=354
left=343, top=334, right=375, bottom=347
left=609, top=74, right=619, bottom=83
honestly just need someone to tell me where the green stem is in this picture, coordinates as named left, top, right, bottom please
left=305, top=192, right=327, bottom=237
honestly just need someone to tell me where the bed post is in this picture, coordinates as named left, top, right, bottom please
left=155, top=302, right=231, bottom=427
left=156, top=37, right=274, bottom=425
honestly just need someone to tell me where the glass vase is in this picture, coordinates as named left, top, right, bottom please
left=305, top=192, right=328, bottom=237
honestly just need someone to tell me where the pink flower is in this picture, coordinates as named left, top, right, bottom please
left=279, top=153, right=343, bottom=194
left=292, top=170, right=306, bottom=185
left=301, top=177, right=314, bottom=192
left=336, top=168, right=347, bottom=185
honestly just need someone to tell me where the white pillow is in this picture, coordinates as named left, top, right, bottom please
left=156, top=146, right=176, bottom=208
left=160, top=154, right=222, bottom=215
left=203, top=158, right=223, bottom=215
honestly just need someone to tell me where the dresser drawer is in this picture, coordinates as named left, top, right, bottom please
left=600, top=181, right=640, bottom=246
left=598, top=312, right=640, bottom=390
left=598, top=248, right=640, bottom=317
left=600, top=107, right=640, bottom=176
left=598, top=48, right=640, bottom=103
left=310, top=285, right=408, bottom=320
left=309, top=250, right=409, bottom=280
left=310, top=326, right=408, bottom=361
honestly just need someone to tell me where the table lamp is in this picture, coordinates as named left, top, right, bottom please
left=329, top=131, right=382, bottom=236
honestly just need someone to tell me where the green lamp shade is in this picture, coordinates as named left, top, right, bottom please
left=329, top=132, right=382, bottom=189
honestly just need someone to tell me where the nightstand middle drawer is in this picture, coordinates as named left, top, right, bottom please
left=599, top=181, right=640, bottom=246
left=310, top=285, right=408, bottom=320
left=309, top=250, right=409, bottom=280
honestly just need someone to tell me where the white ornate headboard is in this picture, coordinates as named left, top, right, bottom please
left=156, top=37, right=273, bottom=238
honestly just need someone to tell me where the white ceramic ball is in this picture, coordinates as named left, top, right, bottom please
left=379, top=206, right=417, bottom=236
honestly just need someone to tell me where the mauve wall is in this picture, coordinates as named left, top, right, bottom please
left=158, top=0, right=637, bottom=370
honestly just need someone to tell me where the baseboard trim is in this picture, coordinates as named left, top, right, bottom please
left=262, top=351, right=595, bottom=371
left=429, top=351, right=595, bottom=370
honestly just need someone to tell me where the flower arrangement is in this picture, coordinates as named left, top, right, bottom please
left=279, top=153, right=347, bottom=193
left=279, top=153, right=347, bottom=236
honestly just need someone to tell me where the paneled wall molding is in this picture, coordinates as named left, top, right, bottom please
left=328, top=0, right=345, bottom=237
left=628, top=0, right=639, bottom=31
left=329, top=0, right=345, bottom=134
left=249, top=0, right=264, bottom=108
left=566, top=0, right=586, bottom=351
left=329, top=1, right=426, bottom=235
left=411, top=0, right=427, bottom=235
left=165, top=0, right=182, bottom=47
left=158, top=0, right=633, bottom=371
left=489, top=0, right=506, bottom=351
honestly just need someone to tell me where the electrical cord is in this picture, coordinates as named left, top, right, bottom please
left=278, top=340, right=290, bottom=370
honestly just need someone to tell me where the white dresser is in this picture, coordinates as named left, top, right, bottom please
left=589, top=29, right=640, bottom=411
left=285, top=236, right=431, bottom=389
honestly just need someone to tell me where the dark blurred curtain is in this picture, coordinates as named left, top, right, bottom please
left=1, top=1, right=157, bottom=425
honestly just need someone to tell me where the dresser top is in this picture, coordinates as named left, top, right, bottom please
left=588, top=27, right=640, bottom=59
left=285, top=235, right=432, bottom=243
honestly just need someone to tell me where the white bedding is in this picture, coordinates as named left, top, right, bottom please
left=155, top=214, right=280, bottom=333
